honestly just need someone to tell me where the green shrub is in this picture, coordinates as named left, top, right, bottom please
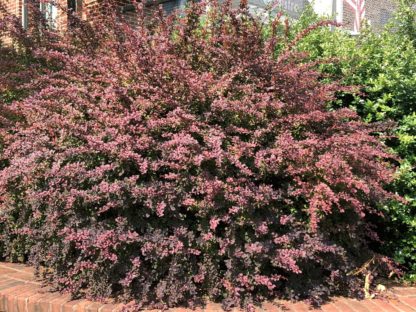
left=289, top=0, right=416, bottom=281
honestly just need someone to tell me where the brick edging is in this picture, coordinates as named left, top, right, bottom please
left=0, top=262, right=415, bottom=311
left=0, top=263, right=123, bottom=312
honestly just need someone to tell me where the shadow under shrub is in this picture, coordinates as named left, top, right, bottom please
left=0, top=0, right=401, bottom=310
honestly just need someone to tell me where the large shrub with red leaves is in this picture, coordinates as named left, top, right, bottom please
left=0, top=1, right=400, bottom=309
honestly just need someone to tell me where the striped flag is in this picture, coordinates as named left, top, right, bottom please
left=344, top=0, right=366, bottom=32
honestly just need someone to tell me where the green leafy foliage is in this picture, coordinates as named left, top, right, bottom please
left=289, top=0, right=416, bottom=281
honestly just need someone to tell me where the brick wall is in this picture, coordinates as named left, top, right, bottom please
left=0, top=0, right=399, bottom=46
left=0, top=0, right=21, bottom=18
left=0, top=0, right=20, bottom=45
left=0, top=0, right=100, bottom=45
left=343, top=0, right=396, bottom=32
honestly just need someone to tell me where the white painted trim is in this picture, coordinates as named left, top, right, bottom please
left=21, top=0, right=28, bottom=29
left=336, top=0, right=343, bottom=23
left=40, top=1, right=58, bottom=29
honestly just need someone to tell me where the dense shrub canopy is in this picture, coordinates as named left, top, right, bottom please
left=289, top=0, right=416, bottom=281
left=0, top=1, right=401, bottom=309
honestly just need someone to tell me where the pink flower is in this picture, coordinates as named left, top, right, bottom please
left=156, top=202, right=166, bottom=217
left=209, top=218, right=220, bottom=230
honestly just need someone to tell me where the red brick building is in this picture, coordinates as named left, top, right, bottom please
left=0, top=0, right=182, bottom=32
left=0, top=0, right=397, bottom=43
left=341, top=0, right=396, bottom=32
left=0, top=0, right=105, bottom=30
left=0, top=0, right=149, bottom=45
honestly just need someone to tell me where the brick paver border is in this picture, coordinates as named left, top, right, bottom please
left=0, top=262, right=414, bottom=312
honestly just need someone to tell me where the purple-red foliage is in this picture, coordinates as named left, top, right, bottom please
left=0, top=1, right=399, bottom=310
